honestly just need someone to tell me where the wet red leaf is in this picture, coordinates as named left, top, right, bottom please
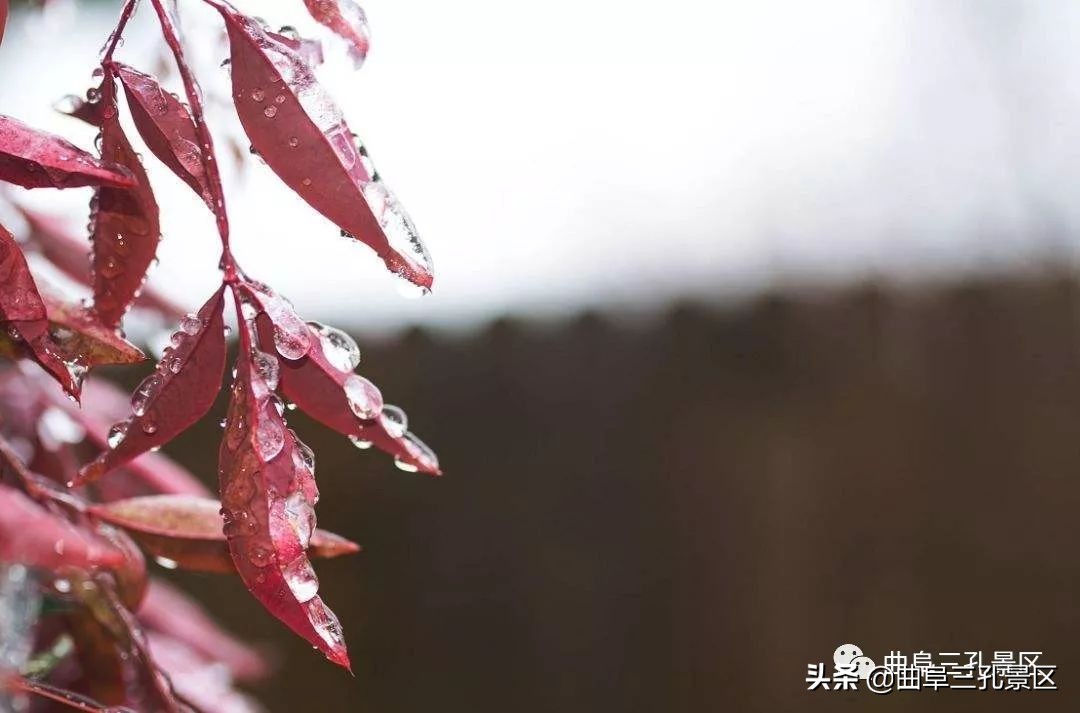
left=76, top=287, right=227, bottom=486
left=89, top=74, right=161, bottom=327
left=301, top=0, right=369, bottom=67
left=115, top=63, right=212, bottom=208
left=139, top=578, right=268, bottom=681
left=216, top=3, right=434, bottom=289
left=218, top=303, right=350, bottom=669
left=0, top=114, right=135, bottom=190
left=19, top=206, right=187, bottom=320
left=147, top=632, right=263, bottom=713
left=41, top=289, right=146, bottom=367
left=0, top=483, right=125, bottom=570
left=90, top=494, right=360, bottom=573
left=239, top=281, right=440, bottom=474
left=0, top=223, right=80, bottom=397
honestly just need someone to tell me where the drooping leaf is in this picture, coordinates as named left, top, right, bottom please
left=90, top=494, right=360, bottom=574
left=138, top=578, right=268, bottom=681
left=76, top=287, right=227, bottom=486
left=0, top=223, right=80, bottom=397
left=20, top=206, right=187, bottom=320
left=88, top=75, right=161, bottom=327
left=0, top=482, right=125, bottom=570
left=218, top=306, right=350, bottom=669
left=0, top=114, right=135, bottom=190
left=239, top=281, right=440, bottom=474
left=301, top=0, right=369, bottom=67
left=115, top=63, right=212, bottom=208
left=216, top=4, right=434, bottom=289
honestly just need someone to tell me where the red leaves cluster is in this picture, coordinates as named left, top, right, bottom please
left=0, top=0, right=439, bottom=709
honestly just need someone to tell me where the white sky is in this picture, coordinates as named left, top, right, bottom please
left=3, top=1, right=1080, bottom=330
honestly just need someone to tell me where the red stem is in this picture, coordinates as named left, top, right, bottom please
left=3, top=675, right=119, bottom=713
left=146, top=0, right=232, bottom=254
left=101, top=0, right=139, bottom=62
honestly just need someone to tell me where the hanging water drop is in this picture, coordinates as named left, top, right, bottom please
left=282, top=555, right=319, bottom=603
left=380, top=404, right=408, bottom=438
left=308, top=322, right=360, bottom=371
left=107, top=421, right=129, bottom=448
left=344, top=375, right=382, bottom=420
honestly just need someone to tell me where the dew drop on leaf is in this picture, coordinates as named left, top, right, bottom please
left=380, top=404, right=408, bottom=438
left=282, top=555, right=319, bottom=603
left=253, top=349, right=280, bottom=390
left=180, top=313, right=203, bottom=334
left=255, top=408, right=285, bottom=460
left=344, top=375, right=382, bottom=420
left=248, top=544, right=273, bottom=567
left=308, top=322, right=360, bottom=371
left=273, top=323, right=311, bottom=361
left=131, top=374, right=162, bottom=416
left=107, top=421, right=129, bottom=448
left=348, top=436, right=372, bottom=450
left=263, top=106, right=278, bottom=118
left=284, top=491, right=316, bottom=549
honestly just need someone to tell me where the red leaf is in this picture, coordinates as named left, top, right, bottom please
left=0, top=223, right=80, bottom=398
left=89, top=75, right=161, bottom=327
left=146, top=632, right=263, bottom=713
left=114, top=63, right=212, bottom=208
left=90, top=494, right=360, bottom=573
left=301, top=0, right=369, bottom=67
left=76, top=287, right=227, bottom=486
left=240, top=281, right=440, bottom=474
left=42, top=289, right=147, bottom=367
left=138, top=578, right=268, bottom=681
left=0, top=482, right=125, bottom=570
left=20, top=206, right=187, bottom=320
left=215, top=4, right=434, bottom=290
left=218, top=306, right=350, bottom=669
left=1, top=0, right=7, bottom=48
left=0, top=114, right=135, bottom=190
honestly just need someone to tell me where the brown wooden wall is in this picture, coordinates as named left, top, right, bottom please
left=162, top=273, right=1080, bottom=712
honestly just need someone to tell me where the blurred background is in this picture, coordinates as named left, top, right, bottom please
left=5, top=0, right=1080, bottom=710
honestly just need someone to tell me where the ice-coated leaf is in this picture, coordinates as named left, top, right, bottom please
left=301, top=0, right=370, bottom=67
left=138, top=578, right=268, bottom=681
left=89, top=76, right=161, bottom=327
left=20, top=206, right=187, bottom=320
left=0, top=223, right=81, bottom=398
left=268, top=28, right=325, bottom=66
left=115, top=63, right=212, bottom=208
left=76, top=287, right=227, bottom=486
left=239, top=281, right=440, bottom=474
left=216, top=4, right=434, bottom=289
left=0, top=483, right=125, bottom=571
left=90, top=494, right=360, bottom=574
left=0, top=114, right=135, bottom=190
left=218, top=307, right=350, bottom=669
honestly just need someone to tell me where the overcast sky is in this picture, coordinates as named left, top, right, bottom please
left=3, top=1, right=1080, bottom=330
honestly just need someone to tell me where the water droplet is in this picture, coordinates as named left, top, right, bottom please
left=180, top=313, right=202, bottom=335
left=309, top=602, right=344, bottom=647
left=394, top=457, right=419, bottom=473
left=275, top=94, right=286, bottom=104
left=344, top=375, right=382, bottom=420
left=154, top=556, right=179, bottom=570
left=255, top=410, right=284, bottom=460
left=293, top=439, right=315, bottom=473
left=308, top=322, right=360, bottom=371
left=380, top=405, right=408, bottom=438
left=288, top=136, right=300, bottom=148
left=253, top=350, right=280, bottom=390
left=107, top=421, right=129, bottom=448
left=273, top=323, right=310, bottom=361
left=100, top=256, right=123, bottom=279
left=131, top=374, right=162, bottom=416
left=142, top=420, right=158, bottom=435
left=402, top=431, right=439, bottom=472
left=284, top=491, right=316, bottom=549
left=302, top=177, right=312, bottom=186
left=251, top=89, right=265, bottom=102
left=263, top=106, right=278, bottom=118
left=349, top=436, right=373, bottom=450
left=248, top=544, right=273, bottom=568
left=282, top=556, right=319, bottom=602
